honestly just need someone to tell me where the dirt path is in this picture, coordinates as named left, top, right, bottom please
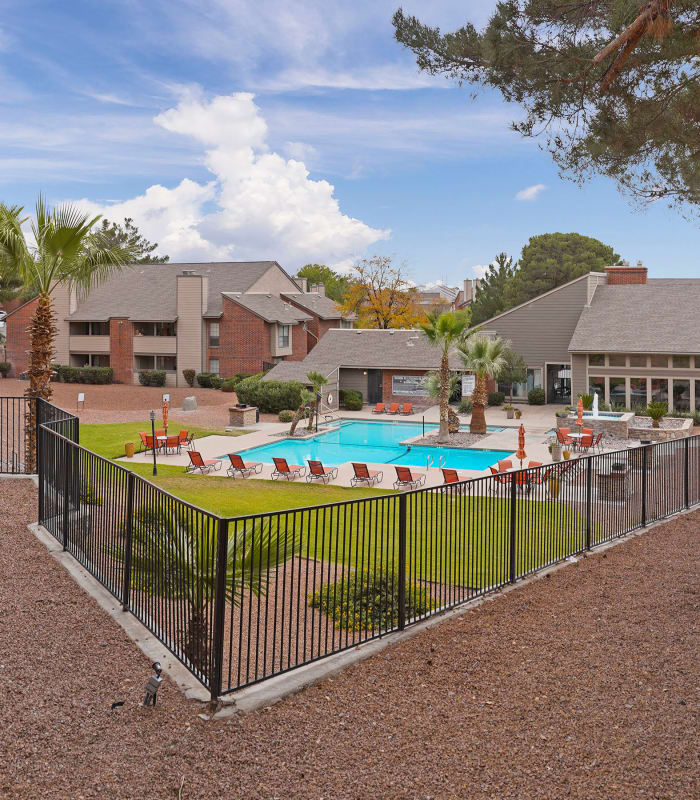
left=1, top=478, right=697, bottom=799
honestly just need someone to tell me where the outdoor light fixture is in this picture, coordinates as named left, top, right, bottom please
left=141, top=661, right=163, bottom=707
left=150, top=410, right=157, bottom=476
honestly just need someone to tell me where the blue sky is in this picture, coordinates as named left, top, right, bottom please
left=1, top=0, right=697, bottom=283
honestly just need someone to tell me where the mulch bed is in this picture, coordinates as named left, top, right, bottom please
left=1, top=478, right=697, bottom=799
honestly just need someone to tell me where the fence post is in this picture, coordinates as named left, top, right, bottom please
left=210, top=517, right=229, bottom=701
left=585, top=456, right=592, bottom=551
left=36, top=399, right=44, bottom=520
left=509, top=474, right=517, bottom=584
left=683, top=437, right=689, bottom=509
left=121, top=472, right=136, bottom=611
left=62, top=439, right=71, bottom=551
left=641, top=445, right=648, bottom=527
left=398, top=493, right=407, bottom=631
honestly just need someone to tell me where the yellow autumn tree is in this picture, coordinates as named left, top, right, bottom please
left=337, top=256, right=424, bottom=329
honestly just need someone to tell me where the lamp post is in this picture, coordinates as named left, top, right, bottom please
left=150, top=410, right=157, bottom=476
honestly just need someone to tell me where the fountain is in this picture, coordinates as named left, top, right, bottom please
left=592, top=391, right=599, bottom=418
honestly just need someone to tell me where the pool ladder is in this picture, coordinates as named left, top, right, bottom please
left=426, top=454, right=448, bottom=470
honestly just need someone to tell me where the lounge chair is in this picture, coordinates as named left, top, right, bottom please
left=441, top=468, right=468, bottom=485
left=399, top=403, right=413, bottom=416
left=372, top=403, right=386, bottom=414
left=393, top=465, right=425, bottom=490
left=178, top=429, right=195, bottom=450
left=186, top=450, right=222, bottom=474
left=489, top=465, right=512, bottom=492
left=138, top=432, right=150, bottom=453
left=271, top=457, right=306, bottom=481
left=498, top=459, right=513, bottom=472
left=386, top=403, right=400, bottom=415
left=164, top=435, right=181, bottom=454
left=227, top=453, right=263, bottom=478
left=350, top=462, right=383, bottom=487
left=306, top=460, right=338, bottom=484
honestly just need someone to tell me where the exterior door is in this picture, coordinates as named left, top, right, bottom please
left=367, top=369, right=383, bottom=404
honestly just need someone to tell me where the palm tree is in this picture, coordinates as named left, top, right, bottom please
left=306, top=370, right=328, bottom=431
left=0, top=198, right=136, bottom=468
left=127, top=506, right=298, bottom=677
left=289, top=387, right=315, bottom=436
left=419, top=309, right=470, bottom=442
left=457, top=334, right=507, bottom=434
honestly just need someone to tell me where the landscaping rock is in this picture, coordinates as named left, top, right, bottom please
left=182, top=396, right=197, bottom=411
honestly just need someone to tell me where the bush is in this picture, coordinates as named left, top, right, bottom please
left=53, top=365, right=113, bottom=384
left=182, top=369, right=195, bottom=387
left=528, top=388, right=545, bottom=405
left=309, top=571, right=435, bottom=633
left=196, top=372, right=216, bottom=388
left=138, top=370, right=166, bottom=387
left=235, top=376, right=304, bottom=413
left=220, top=379, right=237, bottom=393
left=210, top=376, right=222, bottom=390
left=646, top=401, right=668, bottom=428
left=0, top=361, right=11, bottom=378
left=343, top=391, right=363, bottom=411
left=278, top=409, right=295, bottom=422
left=669, top=409, right=700, bottom=425
left=458, top=398, right=473, bottom=414
left=487, top=391, right=505, bottom=406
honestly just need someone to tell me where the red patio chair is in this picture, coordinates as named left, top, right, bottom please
left=489, top=465, right=512, bottom=493
left=138, top=432, right=149, bottom=453
left=441, top=468, right=468, bottom=485
left=350, top=462, right=383, bottom=487
left=271, top=457, right=306, bottom=480
left=227, top=453, right=263, bottom=478
left=557, top=428, right=573, bottom=446
left=306, top=460, right=338, bottom=484
left=386, top=403, right=400, bottom=415
left=592, top=432, right=604, bottom=453
left=393, top=466, right=425, bottom=490
left=185, top=450, right=222, bottom=474
left=498, top=459, right=513, bottom=472
left=399, top=403, right=413, bottom=415
left=577, top=432, right=595, bottom=452
left=527, top=462, right=553, bottom=485
left=164, top=435, right=181, bottom=454
left=372, top=403, right=386, bottom=414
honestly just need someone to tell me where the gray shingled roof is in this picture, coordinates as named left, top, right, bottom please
left=223, top=293, right=311, bottom=324
left=569, top=279, right=700, bottom=354
left=261, top=361, right=339, bottom=383
left=67, top=261, right=285, bottom=321
left=280, top=292, right=351, bottom=320
left=263, top=328, right=461, bottom=382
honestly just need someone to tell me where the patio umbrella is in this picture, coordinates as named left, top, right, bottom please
left=162, top=399, right=169, bottom=432
left=576, top=396, right=584, bottom=428
left=515, top=423, right=527, bottom=468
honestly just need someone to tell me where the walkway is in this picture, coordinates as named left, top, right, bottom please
left=2, top=478, right=696, bottom=799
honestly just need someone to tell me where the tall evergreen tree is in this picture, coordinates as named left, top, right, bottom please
left=98, top=218, right=169, bottom=264
left=470, top=253, right=514, bottom=325
left=296, top=264, right=350, bottom=304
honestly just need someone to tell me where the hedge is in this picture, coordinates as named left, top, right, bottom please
left=340, top=388, right=363, bottom=410
left=55, top=365, right=113, bottom=384
left=0, top=362, right=10, bottom=378
left=235, top=376, right=303, bottom=413
left=528, top=388, right=546, bottom=405
left=138, top=370, right=166, bottom=387
left=278, top=409, right=295, bottom=422
left=196, top=372, right=216, bottom=388
left=487, top=391, right=505, bottom=406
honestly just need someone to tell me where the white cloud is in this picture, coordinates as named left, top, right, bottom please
left=471, top=264, right=490, bottom=279
left=76, top=91, right=389, bottom=267
left=515, top=183, right=547, bottom=202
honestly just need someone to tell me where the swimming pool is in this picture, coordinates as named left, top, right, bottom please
left=227, top=419, right=513, bottom=472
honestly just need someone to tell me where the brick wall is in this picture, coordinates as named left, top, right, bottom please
left=278, top=294, right=345, bottom=353
left=605, top=266, right=647, bottom=285
left=109, top=318, right=133, bottom=383
left=290, top=320, right=307, bottom=361
left=381, top=369, right=430, bottom=404
left=4, top=297, right=38, bottom=377
left=211, top=296, right=273, bottom=376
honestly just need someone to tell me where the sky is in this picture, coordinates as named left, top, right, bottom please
left=0, top=0, right=698, bottom=284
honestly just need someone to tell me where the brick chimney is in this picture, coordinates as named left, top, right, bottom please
left=605, top=265, right=647, bottom=285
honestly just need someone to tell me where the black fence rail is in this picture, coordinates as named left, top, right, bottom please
left=4, top=396, right=699, bottom=699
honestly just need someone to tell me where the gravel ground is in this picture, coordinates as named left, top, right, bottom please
left=411, top=430, right=489, bottom=448
left=1, top=478, right=698, bottom=800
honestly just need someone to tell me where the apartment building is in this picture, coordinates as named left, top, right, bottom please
left=4, top=261, right=353, bottom=387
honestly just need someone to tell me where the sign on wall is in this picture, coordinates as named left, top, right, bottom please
left=392, top=375, right=429, bottom=397
left=461, top=375, right=475, bottom=397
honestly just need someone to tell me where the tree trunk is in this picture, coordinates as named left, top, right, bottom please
left=289, top=403, right=306, bottom=436
left=470, top=373, right=488, bottom=434
left=438, top=351, right=450, bottom=443
left=184, top=606, right=210, bottom=675
left=306, top=397, right=316, bottom=431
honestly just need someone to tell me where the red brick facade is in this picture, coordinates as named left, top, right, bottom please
left=4, top=297, right=38, bottom=377
left=209, top=297, right=273, bottom=376
left=605, top=266, right=648, bottom=285
left=282, top=296, right=343, bottom=353
left=291, top=320, right=307, bottom=361
left=381, top=369, right=431, bottom=404
left=109, top=318, right=133, bottom=383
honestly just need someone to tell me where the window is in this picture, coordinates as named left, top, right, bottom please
left=650, top=355, right=669, bottom=368
left=133, top=322, right=176, bottom=337
left=608, top=354, right=626, bottom=367
left=156, top=356, right=176, bottom=371
left=209, top=322, right=220, bottom=347
left=629, top=354, right=647, bottom=368
left=672, top=355, right=690, bottom=369
left=69, top=321, right=108, bottom=336
left=155, top=322, right=176, bottom=337
left=508, top=368, right=542, bottom=399
left=278, top=325, right=290, bottom=348
left=133, top=323, right=154, bottom=337
left=695, top=381, right=700, bottom=412
left=630, top=378, right=647, bottom=407
left=672, top=379, right=690, bottom=411
left=340, top=319, right=353, bottom=329
left=91, top=354, right=110, bottom=367
left=209, top=359, right=219, bottom=375
left=588, top=354, right=605, bottom=366
left=609, top=377, right=626, bottom=406
left=589, top=376, right=605, bottom=399
left=651, top=378, right=668, bottom=403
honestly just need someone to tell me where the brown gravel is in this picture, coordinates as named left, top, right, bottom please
left=1, top=479, right=698, bottom=799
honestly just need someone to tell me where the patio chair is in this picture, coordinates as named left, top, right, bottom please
left=350, top=462, right=383, bottom=487
left=226, top=453, right=263, bottom=478
left=386, top=403, right=400, bottom=415
left=577, top=431, right=595, bottom=453
left=138, top=432, right=149, bottom=453
left=178, top=429, right=195, bottom=450
left=556, top=428, right=573, bottom=446
left=372, top=403, right=386, bottom=414
left=527, top=463, right=553, bottom=486
left=306, top=459, right=338, bottom=484
left=498, top=459, right=513, bottom=472
left=185, top=450, right=222, bottom=474
left=393, top=465, right=426, bottom=491
left=155, top=429, right=166, bottom=438
left=489, top=465, right=512, bottom=492
left=512, top=469, right=531, bottom=493
left=164, top=435, right=181, bottom=454
left=271, top=457, right=306, bottom=481
left=441, top=468, right=468, bottom=486
left=593, top=432, right=604, bottom=453
left=553, top=455, right=584, bottom=482
left=399, top=403, right=413, bottom=415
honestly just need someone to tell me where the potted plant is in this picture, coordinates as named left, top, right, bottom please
left=562, top=449, right=571, bottom=460
left=514, top=409, right=522, bottom=419
left=646, top=401, right=668, bottom=428
left=124, top=442, right=135, bottom=458
left=504, top=404, right=514, bottom=419
left=549, top=441, right=562, bottom=462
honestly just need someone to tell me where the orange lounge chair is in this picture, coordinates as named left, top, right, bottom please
left=306, top=460, right=338, bottom=484
left=441, top=468, right=467, bottom=485
left=271, top=457, right=306, bottom=480
left=498, top=459, right=513, bottom=472
left=393, top=465, right=426, bottom=490
left=350, top=462, right=383, bottom=487
left=399, top=403, right=413, bottom=415
left=372, top=403, right=386, bottom=414
left=227, top=453, right=263, bottom=477
left=386, top=403, right=400, bottom=415
left=186, top=450, right=222, bottom=474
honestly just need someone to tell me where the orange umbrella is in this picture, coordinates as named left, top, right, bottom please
left=576, top=396, right=584, bottom=428
left=162, top=399, right=169, bottom=432
left=515, top=423, right=527, bottom=468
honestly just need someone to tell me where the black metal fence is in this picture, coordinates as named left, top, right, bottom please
left=2, top=397, right=699, bottom=699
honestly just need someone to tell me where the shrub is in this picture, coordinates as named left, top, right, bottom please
left=577, top=393, right=593, bottom=410
left=196, top=372, right=215, bottom=388
left=458, top=398, right=473, bottom=414
left=344, top=392, right=363, bottom=411
left=235, top=376, right=304, bottom=413
left=278, top=409, right=295, bottom=422
left=182, top=369, right=195, bottom=387
left=220, top=379, right=237, bottom=393
left=0, top=361, right=10, bottom=378
left=528, top=388, right=545, bottom=405
left=487, top=391, right=505, bottom=406
left=646, top=401, right=668, bottom=428
left=81, top=366, right=113, bottom=385
left=669, top=409, right=700, bottom=425
left=210, top=376, right=222, bottom=390
left=309, top=571, right=435, bottom=633
left=138, top=370, right=166, bottom=387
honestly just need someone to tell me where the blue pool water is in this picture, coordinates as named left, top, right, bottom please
left=227, top=419, right=513, bottom=471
